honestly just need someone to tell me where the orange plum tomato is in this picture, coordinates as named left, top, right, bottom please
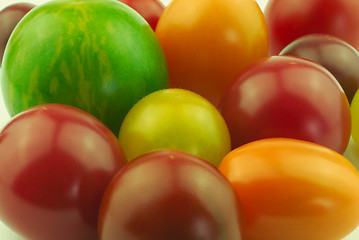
left=0, top=104, right=127, bottom=240
left=264, top=0, right=359, bottom=55
left=218, top=55, right=351, bottom=154
left=118, top=88, right=231, bottom=167
left=155, top=0, right=268, bottom=106
left=219, top=138, right=359, bottom=240
left=98, top=149, right=242, bottom=240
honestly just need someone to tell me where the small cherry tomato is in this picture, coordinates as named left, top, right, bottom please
left=0, top=104, right=127, bottom=240
left=99, top=149, right=242, bottom=240
left=118, top=88, right=231, bottom=166
left=219, top=138, right=359, bottom=240
left=218, top=55, right=351, bottom=154
left=155, top=0, right=268, bottom=106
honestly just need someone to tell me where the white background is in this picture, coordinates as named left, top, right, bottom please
left=0, top=0, right=358, bottom=239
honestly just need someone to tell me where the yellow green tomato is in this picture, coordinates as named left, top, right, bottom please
left=118, top=88, right=231, bottom=166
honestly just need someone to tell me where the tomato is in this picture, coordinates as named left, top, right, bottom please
left=218, top=55, right=351, bottom=154
left=99, top=149, right=242, bottom=240
left=219, top=138, right=359, bottom=240
left=118, top=0, right=165, bottom=31
left=118, top=88, right=231, bottom=166
left=280, top=34, right=359, bottom=103
left=1, top=0, right=168, bottom=135
left=0, top=2, right=35, bottom=66
left=155, top=0, right=268, bottom=106
left=0, top=104, right=127, bottom=240
left=350, top=90, right=359, bottom=148
left=264, top=0, right=359, bottom=55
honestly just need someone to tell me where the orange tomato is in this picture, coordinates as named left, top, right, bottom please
left=155, top=0, right=268, bottom=106
left=219, top=138, right=359, bottom=240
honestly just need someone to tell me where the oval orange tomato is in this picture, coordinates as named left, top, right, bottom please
left=219, top=138, right=359, bottom=240
left=155, top=0, right=268, bottom=106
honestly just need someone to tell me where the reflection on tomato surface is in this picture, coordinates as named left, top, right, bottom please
left=99, top=149, right=242, bottom=240
left=219, top=56, right=351, bottom=154
left=219, top=138, right=359, bottom=240
left=0, top=104, right=126, bottom=240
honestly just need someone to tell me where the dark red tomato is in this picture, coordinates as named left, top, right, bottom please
left=280, top=34, right=359, bottom=103
left=99, top=149, right=242, bottom=240
left=118, top=0, right=164, bottom=30
left=0, top=104, right=127, bottom=240
left=264, top=0, right=359, bottom=55
left=218, top=55, right=351, bottom=154
left=0, top=2, right=35, bottom=65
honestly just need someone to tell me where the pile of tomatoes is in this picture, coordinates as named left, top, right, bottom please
left=1, top=0, right=359, bottom=239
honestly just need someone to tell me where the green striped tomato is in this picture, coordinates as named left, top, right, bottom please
left=1, top=0, right=168, bottom=135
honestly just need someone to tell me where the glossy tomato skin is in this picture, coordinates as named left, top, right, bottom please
left=280, top=34, right=359, bottom=103
left=0, top=2, right=35, bottom=66
left=265, top=0, right=359, bottom=55
left=1, top=0, right=168, bottom=135
left=118, top=0, right=164, bottom=30
left=99, top=149, right=242, bottom=240
left=218, top=56, right=351, bottom=154
left=155, top=0, right=268, bottom=106
left=118, top=88, right=231, bottom=166
left=219, top=138, right=359, bottom=240
left=0, top=104, right=127, bottom=240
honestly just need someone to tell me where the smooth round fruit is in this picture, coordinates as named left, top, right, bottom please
left=218, top=55, right=351, bottom=154
left=118, top=0, right=165, bottom=30
left=0, top=2, right=35, bottom=66
left=155, top=0, right=268, bottom=106
left=280, top=34, right=359, bottom=103
left=219, top=138, right=359, bottom=240
left=264, top=0, right=359, bottom=55
left=1, top=0, right=168, bottom=135
left=99, top=149, right=242, bottom=240
left=118, top=88, right=231, bottom=166
left=0, top=104, right=127, bottom=240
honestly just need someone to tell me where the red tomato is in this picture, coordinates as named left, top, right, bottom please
left=218, top=55, right=351, bottom=154
left=0, top=2, right=35, bottom=65
left=118, top=0, right=164, bottom=30
left=280, top=34, right=359, bottom=103
left=0, top=104, right=126, bottom=240
left=219, top=138, right=359, bottom=240
left=264, top=0, right=359, bottom=55
left=155, top=0, right=268, bottom=106
left=99, top=149, right=242, bottom=240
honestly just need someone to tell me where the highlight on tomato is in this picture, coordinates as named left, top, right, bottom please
left=219, top=138, right=359, bottom=240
